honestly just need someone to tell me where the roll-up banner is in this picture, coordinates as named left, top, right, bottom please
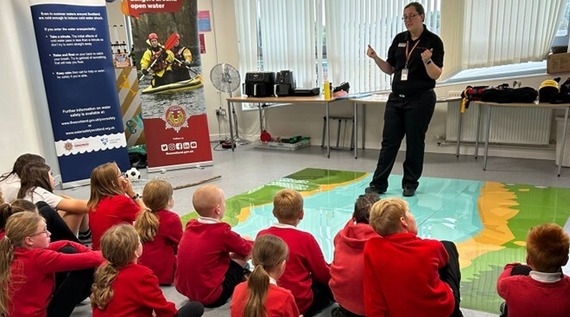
left=124, top=0, right=213, bottom=172
left=30, top=0, right=130, bottom=185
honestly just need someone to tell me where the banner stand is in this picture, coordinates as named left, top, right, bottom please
left=30, top=0, right=131, bottom=185
left=147, top=161, right=213, bottom=174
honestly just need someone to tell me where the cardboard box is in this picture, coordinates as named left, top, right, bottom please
left=547, top=52, right=570, bottom=74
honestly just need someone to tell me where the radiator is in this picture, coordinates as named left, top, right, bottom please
left=445, top=93, right=552, bottom=145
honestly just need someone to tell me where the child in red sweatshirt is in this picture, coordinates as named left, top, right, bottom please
left=363, top=198, right=462, bottom=317
left=231, top=234, right=300, bottom=317
left=175, top=184, right=253, bottom=307
left=135, top=179, right=182, bottom=285
left=329, top=193, right=379, bottom=317
left=0, top=212, right=103, bottom=317
left=497, top=223, right=570, bottom=317
left=257, top=188, right=333, bottom=316
left=91, top=223, right=204, bottom=317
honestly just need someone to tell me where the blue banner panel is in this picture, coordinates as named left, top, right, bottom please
left=30, top=0, right=129, bottom=183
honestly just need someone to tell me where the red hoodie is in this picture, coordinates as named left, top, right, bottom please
left=329, top=219, right=378, bottom=315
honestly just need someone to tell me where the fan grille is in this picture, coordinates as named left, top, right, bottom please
left=210, top=63, right=240, bottom=93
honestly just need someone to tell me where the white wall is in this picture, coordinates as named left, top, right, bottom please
left=0, top=0, right=58, bottom=174
left=1, top=0, right=567, bottom=175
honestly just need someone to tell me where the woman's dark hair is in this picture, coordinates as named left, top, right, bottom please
left=405, top=2, right=425, bottom=16
left=0, top=154, right=45, bottom=182
left=17, top=162, right=52, bottom=199
left=353, top=193, right=380, bottom=224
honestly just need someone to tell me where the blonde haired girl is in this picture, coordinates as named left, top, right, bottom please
left=0, top=212, right=102, bottom=317
left=230, top=234, right=300, bottom=317
left=134, top=179, right=182, bottom=285
left=91, top=224, right=203, bottom=317
left=88, top=162, right=145, bottom=250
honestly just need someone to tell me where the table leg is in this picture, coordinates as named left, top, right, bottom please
left=456, top=105, right=463, bottom=158
left=227, top=100, right=235, bottom=151
left=475, top=104, right=482, bottom=159
left=558, top=107, right=569, bottom=176
left=362, top=103, right=366, bottom=150
left=326, top=102, right=330, bottom=158
left=258, top=104, right=263, bottom=132
left=354, top=101, right=358, bottom=159
left=483, top=106, right=492, bottom=170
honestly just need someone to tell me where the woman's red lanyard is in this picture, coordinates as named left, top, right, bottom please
left=405, top=40, right=420, bottom=69
left=402, top=39, right=420, bottom=81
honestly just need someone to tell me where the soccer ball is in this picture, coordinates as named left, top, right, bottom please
left=125, top=167, right=141, bottom=181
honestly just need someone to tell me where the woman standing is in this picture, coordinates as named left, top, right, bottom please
left=366, top=2, right=444, bottom=197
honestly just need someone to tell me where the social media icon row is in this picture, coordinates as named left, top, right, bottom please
left=160, top=141, right=198, bottom=152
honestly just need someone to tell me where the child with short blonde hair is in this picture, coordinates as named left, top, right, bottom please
left=135, top=179, right=182, bottom=285
left=91, top=224, right=203, bottom=317
left=497, top=223, right=570, bottom=317
left=364, top=198, right=462, bottom=317
left=231, top=234, right=300, bottom=317
left=257, top=189, right=332, bottom=317
left=175, top=184, right=253, bottom=307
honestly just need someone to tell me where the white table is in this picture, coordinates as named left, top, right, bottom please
left=350, top=93, right=461, bottom=158
left=226, top=95, right=343, bottom=158
left=474, top=101, right=570, bottom=176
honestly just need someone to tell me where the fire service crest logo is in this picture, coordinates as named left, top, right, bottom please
left=162, top=103, right=189, bottom=133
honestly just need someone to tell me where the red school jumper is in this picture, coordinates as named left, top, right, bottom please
left=8, top=241, right=103, bottom=317
left=92, top=263, right=178, bottom=317
left=175, top=217, right=253, bottom=305
left=138, top=209, right=183, bottom=285
left=329, top=219, right=379, bottom=315
left=89, top=194, right=140, bottom=250
left=363, top=233, right=454, bottom=317
left=497, top=263, right=570, bottom=317
left=257, top=224, right=331, bottom=314
left=231, top=280, right=300, bottom=317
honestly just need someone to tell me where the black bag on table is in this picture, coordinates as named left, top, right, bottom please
left=480, top=84, right=538, bottom=103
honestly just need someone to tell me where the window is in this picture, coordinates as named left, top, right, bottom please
left=552, top=0, right=570, bottom=49
left=235, top=0, right=441, bottom=93
left=234, top=0, right=566, bottom=95
left=441, top=0, right=567, bottom=82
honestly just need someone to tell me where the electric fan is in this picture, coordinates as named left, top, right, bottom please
left=210, top=63, right=248, bottom=145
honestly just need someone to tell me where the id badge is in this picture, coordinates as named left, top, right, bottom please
left=401, top=68, right=409, bottom=81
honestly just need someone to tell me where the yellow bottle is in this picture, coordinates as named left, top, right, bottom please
left=324, top=80, right=331, bottom=99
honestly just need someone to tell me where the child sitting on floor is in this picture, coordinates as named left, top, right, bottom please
left=364, top=198, right=463, bottom=317
left=0, top=212, right=103, bottom=317
left=88, top=162, right=145, bottom=250
left=230, top=234, right=300, bottom=317
left=175, top=184, right=253, bottom=307
left=91, top=223, right=204, bottom=317
left=497, top=223, right=570, bottom=317
left=257, top=188, right=333, bottom=317
left=329, top=193, right=380, bottom=317
left=135, top=179, right=183, bottom=285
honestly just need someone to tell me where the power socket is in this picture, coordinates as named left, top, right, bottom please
left=215, top=108, right=226, bottom=116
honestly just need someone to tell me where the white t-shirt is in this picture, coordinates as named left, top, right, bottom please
left=23, top=186, right=62, bottom=209
left=0, top=174, right=21, bottom=203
